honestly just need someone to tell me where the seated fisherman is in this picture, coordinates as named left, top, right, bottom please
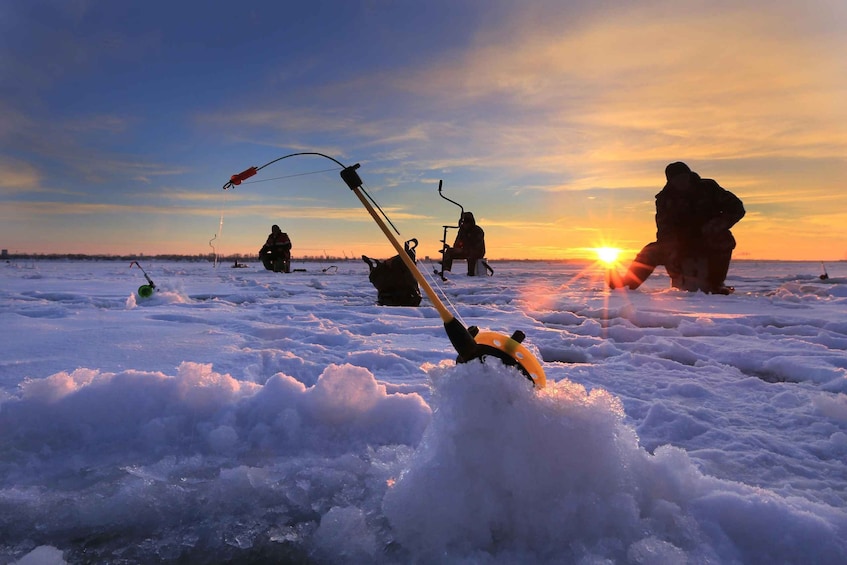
left=441, top=211, right=486, bottom=276
left=259, top=224, right=292, bottom=273
left=613, top=162, right=745, bottom=294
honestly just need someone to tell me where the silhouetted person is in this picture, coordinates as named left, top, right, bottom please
left=441, top=211, right=486, bottom=276
left=613, top=162, right=745, bottom=294
left=259, top=225, right=292, bottom=273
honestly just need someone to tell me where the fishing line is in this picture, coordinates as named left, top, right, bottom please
left=237, top=167, right=341, bottom=185
left=209, top=187, right=229, bottom=267
left=421, top=263, right=469, bottom=329
left=225, top=152, right=402, bottom=236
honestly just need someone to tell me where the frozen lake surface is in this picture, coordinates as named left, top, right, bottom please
left=1, top=258, right=846, bottom=563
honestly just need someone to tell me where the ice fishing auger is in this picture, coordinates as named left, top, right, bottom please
left=224, top=153, right=546, bottom=388
left=434, top=180, right=462, bottom=281
left=129, top=261, right=156, bottom=298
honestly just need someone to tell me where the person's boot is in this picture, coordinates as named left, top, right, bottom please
left=441, top=255, right=453, bottom=272
left=709, top=285, right=734, bottom=295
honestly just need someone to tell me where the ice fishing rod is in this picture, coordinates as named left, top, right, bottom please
left=129, top=261, right=156, bottom=298
left=224, top=153, right=545, bottom=387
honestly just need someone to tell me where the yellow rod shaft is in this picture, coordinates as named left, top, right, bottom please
left=351, top=187, right=454, bottom=323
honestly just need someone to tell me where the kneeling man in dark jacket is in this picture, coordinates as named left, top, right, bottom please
left=614, top=162, right=745, bottom=294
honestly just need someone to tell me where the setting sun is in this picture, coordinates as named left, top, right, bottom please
left=595, top=247, right=621, bottom=266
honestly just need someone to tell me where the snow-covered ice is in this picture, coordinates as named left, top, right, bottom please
left=1, top=258, right=845, bottom=563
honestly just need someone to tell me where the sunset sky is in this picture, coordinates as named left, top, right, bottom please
left=2, top=0, right=846, bottom=261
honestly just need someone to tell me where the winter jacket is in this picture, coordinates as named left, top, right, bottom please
left=260, top=232, right=292, bottom=256
left=452, top=212, right=486, bottom=258
left=655, top=172, right=745, bottom=253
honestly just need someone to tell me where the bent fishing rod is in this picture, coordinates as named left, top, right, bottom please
left=224, top=152, right=545, bottom=387
left=129, top=261, right=156, bottom=298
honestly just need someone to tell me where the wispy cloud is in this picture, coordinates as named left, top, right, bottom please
left=380, top=4, right=847, bottom=170
left=0, top=199, right=425, bottom=223
left=0, top=157, right=40, bottom=191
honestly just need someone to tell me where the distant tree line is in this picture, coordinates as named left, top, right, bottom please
left=2, top=253, right=357, bottom=262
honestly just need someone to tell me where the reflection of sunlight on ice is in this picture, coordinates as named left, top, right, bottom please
left=518, top=281, right=561, bottom=310
left=516, top=257, right=637, bottom=341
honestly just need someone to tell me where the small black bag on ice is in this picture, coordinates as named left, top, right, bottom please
left=362, top=239, right=422, bottom=307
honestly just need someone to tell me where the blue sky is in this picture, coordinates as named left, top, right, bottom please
left=2, top=0, right=846, bottom=260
